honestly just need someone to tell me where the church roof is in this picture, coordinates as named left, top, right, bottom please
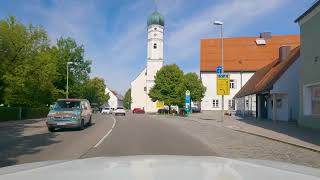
left=147, top=11, right=164, bottom=27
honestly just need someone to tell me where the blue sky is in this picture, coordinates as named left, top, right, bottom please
left=0, top=0, right=314, bottom=94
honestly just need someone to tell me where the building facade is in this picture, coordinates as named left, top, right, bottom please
left=295, top=1, right=320, bottom=129
left=105, top=87, right=124, bottom=110
left=200, top=34, right=300, bottom=111
left=131, top=11, right=164, bottom=112
left=235, top=46, right=301, bottom=122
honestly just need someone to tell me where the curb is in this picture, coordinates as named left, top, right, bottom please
left=228, top=127, right=320, bottom=153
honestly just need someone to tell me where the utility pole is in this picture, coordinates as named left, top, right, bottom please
left=66, top=62, right=73, bottom=99
left=214, top=20, right=224, bottom=122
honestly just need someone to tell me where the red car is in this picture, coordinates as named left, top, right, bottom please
left=132, top=108, right=145, bottom=114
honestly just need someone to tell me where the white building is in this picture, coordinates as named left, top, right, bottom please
left=105, top=87, right=124, bottom=110
left=131, top=11, right=164, bottom=113
left=200, top=33, right=300, bottom=111
left=235, top=46, right=301, bottom=121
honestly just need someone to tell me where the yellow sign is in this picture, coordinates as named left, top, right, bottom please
left=217, top=74, right=230, bottom=95
left=156, top=101, right=165, bottom=109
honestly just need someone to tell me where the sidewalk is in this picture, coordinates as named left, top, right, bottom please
left=187, top=111, right=320, bottom=152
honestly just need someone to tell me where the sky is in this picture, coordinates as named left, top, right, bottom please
left=0, top=0, right=315, bottom=94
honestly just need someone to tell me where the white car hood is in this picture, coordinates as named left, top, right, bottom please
left=0, top=156, right=319, bottom=180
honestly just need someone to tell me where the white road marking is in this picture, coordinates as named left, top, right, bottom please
left=93, top=116, right=117, bottom=148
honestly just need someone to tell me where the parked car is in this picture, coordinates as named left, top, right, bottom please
left=191, top=106, right=201, bottom=113
left=114, top=106, right=126, bottom=116
left=46, top=99, right=92, bottom=132
left=101, top=107, right=112, bottom=114
left=158, top=108, right=169, bottom=114
left=132, top=108, right=145, bottom=114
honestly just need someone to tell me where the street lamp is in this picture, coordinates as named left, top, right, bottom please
left=66, top=62, right=73, bottom=99
left=214, top=20, right=224, bottom=122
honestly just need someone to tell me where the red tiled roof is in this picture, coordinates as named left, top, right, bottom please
left=235, top=46, right=300, bottom=98
left=200, top=35, right=300, bottom=72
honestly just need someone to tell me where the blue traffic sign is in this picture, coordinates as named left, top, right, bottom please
left=216, top=66, right=223, bottom=74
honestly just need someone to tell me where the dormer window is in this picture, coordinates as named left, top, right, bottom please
left=153, top=43, right=157, bottom=49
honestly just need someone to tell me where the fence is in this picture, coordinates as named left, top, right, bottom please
left=0, top=107, right=49, bottom=121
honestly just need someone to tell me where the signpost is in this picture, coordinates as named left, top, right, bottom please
left=217, top=73, right=230, bottom=122
left=216, top=74, right=230, bottom=95
left=216, top=66, right=223, bottom=74
left=185, top=90, right=191, bottom=114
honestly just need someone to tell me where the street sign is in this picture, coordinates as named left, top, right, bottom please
left=185, top=90, right=191, bottom=113
left=186, top=90, right=190, bottom=96
left=217, top=73, right=230, bottom=95
left=156, top=101, right=164, bottom=109
left=216, top=66, right=223, bottom=74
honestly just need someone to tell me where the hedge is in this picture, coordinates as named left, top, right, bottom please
left=0, top=107, right=20, bottom=121
left=0, top=107, right=49, bottom=121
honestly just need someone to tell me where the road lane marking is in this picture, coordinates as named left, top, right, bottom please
left=93, top=116, right=117, bottom=148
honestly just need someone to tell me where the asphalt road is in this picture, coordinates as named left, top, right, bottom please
left=0, top=113, right=216, bottom=168
left=1, top=113, right=319, bottom=169
left=83, top=113, right=215, bottom=158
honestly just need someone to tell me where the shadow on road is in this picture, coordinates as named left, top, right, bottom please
left=0, top=120, right=61, bottom=167
left=234, top=116, right=320, bottom=146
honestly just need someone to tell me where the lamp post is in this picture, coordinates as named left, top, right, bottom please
left=66, top=62, right=73, bottom=99
left=214, top=20, right=224, bottom=122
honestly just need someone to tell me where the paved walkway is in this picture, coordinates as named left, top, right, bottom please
left=186, top=111, right=320, bottom=152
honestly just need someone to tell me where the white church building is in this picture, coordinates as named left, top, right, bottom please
left=131, top=11, right=164, bottom=112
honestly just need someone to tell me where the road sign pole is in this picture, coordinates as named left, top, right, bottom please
left=221, top=95, right=224, bottom=122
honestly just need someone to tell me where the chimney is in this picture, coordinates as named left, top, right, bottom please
left=260, top=32, right=272, bottom=40
left=279, top=45, right=291, bottom=62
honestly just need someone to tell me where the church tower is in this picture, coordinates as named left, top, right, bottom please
left=145, top=11, right=164, bottom=112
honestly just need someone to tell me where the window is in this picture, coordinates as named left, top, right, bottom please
left=144, top=87, right=147, bottom=91
left=153, top=43, right=157, bottom=49
left=311, top=85, right=320, bottom=115
left=228, top=99, right=235, bottom=110
left=245, top=99, right=249, bottom=107
left=230, top=79, right=236, bottom=89
left=213, top=100, right=219, bottom=108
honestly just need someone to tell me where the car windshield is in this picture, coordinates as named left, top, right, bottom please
left=53, top=101, right=81, bottom=110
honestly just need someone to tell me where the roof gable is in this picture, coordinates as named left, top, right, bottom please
left=235, top=46, right=300, bottom=98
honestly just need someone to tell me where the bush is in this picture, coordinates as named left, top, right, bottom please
left=22, top=107, right=49, bottom=119
left=0, top=107, right=49, bottom=121
left=0, top=107, right=20, bottom=121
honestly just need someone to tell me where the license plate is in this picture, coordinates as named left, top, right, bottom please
left=57, top=122, right=67, bottom=125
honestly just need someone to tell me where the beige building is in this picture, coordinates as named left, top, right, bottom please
left=295, top=1, right=320, bottom=129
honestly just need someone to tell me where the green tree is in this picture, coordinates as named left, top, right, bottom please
left=180, top=72, right=206, bottom=103
left=0, top=16, right=60, bottom=107
left=123, top=88, right=132, bottom=110
left=149, top=64, right=184, bottom=107
left=81, top=77, right=109, bottom=106
left=51, top=37, right=92, bottom=98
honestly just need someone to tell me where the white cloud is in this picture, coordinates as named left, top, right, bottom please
left=166, top=0, right=288, bottom=64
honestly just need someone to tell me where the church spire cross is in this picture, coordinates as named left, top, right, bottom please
left=154, top=0, right=159, bottom=11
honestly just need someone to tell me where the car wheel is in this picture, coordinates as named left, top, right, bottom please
left=87, top=116, right=92, bottom=126
left=79, top=120, right=84, bottom=130
left=48, top=127, right=55, bottom=132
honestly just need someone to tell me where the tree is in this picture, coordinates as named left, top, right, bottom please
left=180, top=72, right=206, bottom=103
left=0, top=16, right=60, bottom=107
left=123, top=88, right=132, bottom=110
left=149, top=64, right=184, bottom=107
left=149, top=65, right=206, bottom=108
left=80, top=77, right=109, bottom=106
left=51, top=37, right=92, bottom=98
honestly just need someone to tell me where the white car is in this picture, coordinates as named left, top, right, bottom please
left=114, top=106, right=126, bottom=116
left=101, top=107, right=112, bottom=114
